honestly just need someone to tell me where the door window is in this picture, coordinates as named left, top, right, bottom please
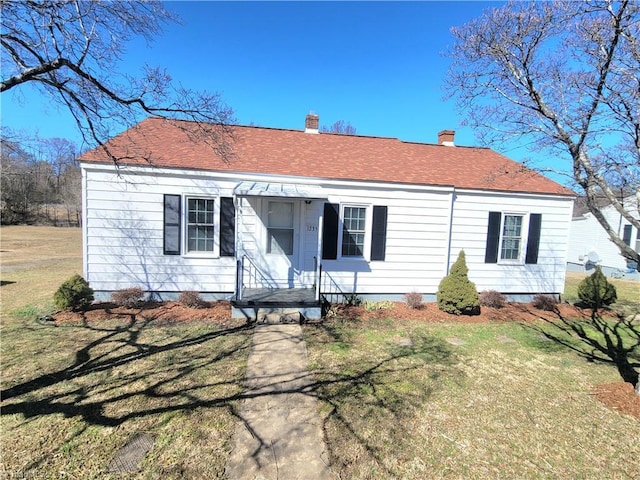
left=267, top=201, right=294, bottom=255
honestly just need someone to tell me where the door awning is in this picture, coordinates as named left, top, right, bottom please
left=233, top=181, right=327, bottom=199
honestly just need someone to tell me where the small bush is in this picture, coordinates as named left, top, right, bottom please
left=404, top=291, right=423, bottom=309
left=343, top=293, right=362, bottom=306
left=111, top=287, right=145, bottom=308
left=532, top=294, right=558, bottom=311
left=437, top=251, right=480, bottom=315
left=363, top=300, right=394, bottom=311
left=479, top=290, right=506, bottom=309
left=53, top=274, right=94, bottom=311
left=577, top=267, right=617, bottom=309
left=178, top=291, right=209, bottom=309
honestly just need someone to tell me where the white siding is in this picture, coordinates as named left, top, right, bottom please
left=83, top=167, right=237, bottom=296
left=82, top=163, right=574, bottom=299
left=449, top=192, right=573, bottom=295
left=567, top=197, right=639, bottom=272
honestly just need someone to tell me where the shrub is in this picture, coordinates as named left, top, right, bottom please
left=363, top=300, right=394, bottom=311
left=577, top=267, right=617, bottom=309
left=343, top=293, right=362, bottom=306
left=404, top=291, right=423, bottom=309
left=178, top=291, right=209, bottom=309
left=111, top=287, right=145, bottom=308
left=437, top=251, right=480, bottom=315
left=479, top=290, right=506, bottom=309
left=53, top=274, right=94, bottom=311
left=532, top=294, right=558, bottom=311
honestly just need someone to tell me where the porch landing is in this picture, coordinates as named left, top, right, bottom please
left=232, top=288, right=323, bottom=322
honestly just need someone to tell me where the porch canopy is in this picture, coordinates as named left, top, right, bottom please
left=233, top=181, right=327, bottom=199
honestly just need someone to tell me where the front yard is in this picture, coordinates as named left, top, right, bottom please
left=1, top=226, right=638, bottom=478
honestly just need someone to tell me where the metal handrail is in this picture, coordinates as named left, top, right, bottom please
left=240, top=254, right=277, bottom=291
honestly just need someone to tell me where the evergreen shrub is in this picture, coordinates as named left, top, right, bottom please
left=53, top=274, right=94, bottom=311
left=577, top=267, right=617, bottom=309
left=437, top=251, right=480, bottom=315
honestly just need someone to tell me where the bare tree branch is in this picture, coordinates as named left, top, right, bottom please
left=447, top=0, right=640, bottom=266
left=1, top=0, right=235, bottom=164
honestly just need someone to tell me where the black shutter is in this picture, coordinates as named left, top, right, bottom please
left=322, top=203, right=339, bottom=260
left=220, top=197, right=235, bottom=257
left=370, top=206, right=388, bottom=261
left=623, top=224, right=632, bottom=246
left=164, top=194, right=181, bottom=255
left=484, top=211, right=502, bottom=263
left=525, top=213, right=542, bottom=264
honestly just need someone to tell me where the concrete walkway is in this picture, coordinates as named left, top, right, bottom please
left=225, top=324, right=333, bottom=480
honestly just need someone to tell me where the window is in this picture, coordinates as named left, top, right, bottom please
left=485, top=211, right=541, bottom=264
left=267, top=201, right=294, bottom=255
left=187, top=198, right=215, bottom=252
left=322, top=203, right=388, bottom=261
left=342, top=206, right=367, bottom=257
left=623, top=224, right=632, bottom=246
left=500, top=214, right=523, bottom=260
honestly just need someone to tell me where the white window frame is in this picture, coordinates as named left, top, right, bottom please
left=338, top=203, right=372, bottom=261
left=184, top=195, right=220, bottom=257
left=498, top=212, right=529, bottom=264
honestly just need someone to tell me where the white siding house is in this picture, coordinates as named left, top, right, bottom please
left=567, top=195, right=640, bottom=276
left=80, top=115, right=575, bottom=309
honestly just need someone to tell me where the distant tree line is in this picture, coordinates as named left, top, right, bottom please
left=1, top=134, right=81, bottom=226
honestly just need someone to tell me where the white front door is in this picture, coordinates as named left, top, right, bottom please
left=263, top=199, right=302, bottom=287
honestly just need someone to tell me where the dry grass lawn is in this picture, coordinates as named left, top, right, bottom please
left=304, top=317, right=640, bottom=479
left=1, top=226, right=83, bottom=315
left=1, top=226, right=638, bottom=478
left=1, top=226, right=252, bottom=478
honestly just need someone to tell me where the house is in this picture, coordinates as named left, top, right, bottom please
left=567, top=195, right=639, bottom=277
left=79, top=114, right=575, bottom=318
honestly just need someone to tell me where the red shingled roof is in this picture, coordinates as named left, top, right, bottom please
left=80, top=117, right=573, bottom=196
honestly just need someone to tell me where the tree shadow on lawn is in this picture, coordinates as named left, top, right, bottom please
left=302, top=321, right=462, bottom=478
left=1, top=314, right=255, bottom=427
left=2, top=313, right=460, bottom=479
left=522, top=305, right=640, bottom=390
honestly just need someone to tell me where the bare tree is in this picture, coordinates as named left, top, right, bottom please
left=320, top=120, right=357, bottom=135
left=1, top=0, right=235, bottom=163
left=447, top=0, right=640, bottom=266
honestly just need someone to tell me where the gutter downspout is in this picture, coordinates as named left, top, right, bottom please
left=444, top=187, right=456, bottom=275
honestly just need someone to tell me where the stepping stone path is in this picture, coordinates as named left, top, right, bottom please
left=445, top=337, right=466, bottom=346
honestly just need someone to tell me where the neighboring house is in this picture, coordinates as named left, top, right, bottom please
left=567, top=195, right=640, bottom=276
left=80, top=114, right=575, bottom=317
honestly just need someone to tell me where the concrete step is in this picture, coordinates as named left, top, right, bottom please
left=232, top=305, right=322, bottom=322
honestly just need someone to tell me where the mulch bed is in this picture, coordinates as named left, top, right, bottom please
left=50, top=300, right=638, bottom=421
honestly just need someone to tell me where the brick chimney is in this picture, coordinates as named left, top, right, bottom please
left=438, top=129, right=455, bottom=146
left=305, top=112, right=319, bottom=134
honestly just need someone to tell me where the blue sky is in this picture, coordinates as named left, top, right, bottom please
left=4, top=1, right=543, bottom=164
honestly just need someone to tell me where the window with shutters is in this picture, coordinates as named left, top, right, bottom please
left=485, top=211, right=540, bottom=265
left=322, top=203, right=388, bottom=261
left=163, top=195, right=235, bottom=257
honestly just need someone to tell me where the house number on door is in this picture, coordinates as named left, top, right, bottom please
left=307, top=225, right=318, bottom=232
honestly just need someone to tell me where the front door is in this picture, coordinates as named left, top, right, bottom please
left=264, top=199, right=301, bottom=287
